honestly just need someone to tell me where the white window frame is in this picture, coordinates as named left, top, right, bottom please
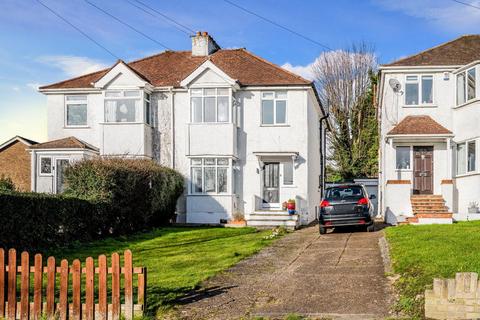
left=280, top=160, right=295, bottom=187
left=404, top=75, right=434, bottom=107
left=456, top=139, right=477, bottom=176
left=104, top=89, right=144, bottom=124
left=395, top=145, right=412, bottom=171
left=39, top=156, right=53, bottom=176
left=261, top=91, right=288, bottom=125
left=456, top=67, right=476, bottom=106
left=189, top=157, right=230, bottom=195
left=65, top=95, right=88, bottom=127
left=189, top=88, right=231, bottom=123
left=144, top=92, right=152, bottom=126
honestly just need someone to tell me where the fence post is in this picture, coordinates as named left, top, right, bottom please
left=98, top=255, right=108, bottom=320
left=33, top=254, right=43, bottom=320
left=7, top=248, right=16, bottom=320
left=0, top=248, right=5, bottom=318
left=59, top=259, right=69, bottom=320
left=72, top=259, right=81, bottom=320
left=124, top=250, right=133, bottom=320
left=46, top=256, right=56, bottom=317
left=20, top=252, right=29, bottom=320
left=111, top=253, right=120, bottom=320
left=85, top=257, right=95, bottom=320
left=138, top=267, right=147, bottom=311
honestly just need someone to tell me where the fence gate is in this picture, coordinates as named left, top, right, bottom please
left=0, top=248, right=146, bottom=320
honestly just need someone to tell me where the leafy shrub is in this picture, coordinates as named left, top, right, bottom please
left=0, top=175, right=15, bottom=192
left=64, top=158, right=184, bottom=233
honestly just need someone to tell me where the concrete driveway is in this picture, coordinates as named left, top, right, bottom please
left=173, top=225, right=393, bottom=319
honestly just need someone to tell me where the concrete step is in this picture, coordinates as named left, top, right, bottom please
left=248, top=213, right=299, bottom=221
left=246, top=219, right=298, bottom=229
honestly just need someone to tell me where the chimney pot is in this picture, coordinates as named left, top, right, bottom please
left=191, top=31, right=220, bottom=56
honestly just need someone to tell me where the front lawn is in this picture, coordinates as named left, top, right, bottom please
left=48, top=226, right=279, bottom=316
left=385, top=221, right=480, bottom=319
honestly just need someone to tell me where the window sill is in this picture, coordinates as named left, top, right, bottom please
left=402, top=105, right=437, bottom=108
left=260, top=124, right=290, bottom=127
left=100, top=122, right=146, bottom=125
left=455, top=171, right=480, bottom=178
left=453, top=98, right=480, bottom=109
left=188, top=193, right=234, bottom=196
left=395, top=169, right=412, bottom=172
left=188, top=122, right=232, bottom=125
left=281, top=184, right=297, bottom=188
left=63, top=126, right=90, bottom=129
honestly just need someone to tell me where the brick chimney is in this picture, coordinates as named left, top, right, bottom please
left=191, top=31, right=220, bottom=56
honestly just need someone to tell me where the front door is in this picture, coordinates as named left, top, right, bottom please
left=55, top=159, right=70, bottom=194
left=262, top=162, right=280, bottom=208
left=413, top=146, right=433, bottom=194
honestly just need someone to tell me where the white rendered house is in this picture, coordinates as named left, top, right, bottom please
left=35, top=32, right=329, bottom=228
left=378, top=35, right=480, bottom=225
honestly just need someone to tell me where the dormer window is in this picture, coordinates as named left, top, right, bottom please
left=190, top=88, right=230, bottom=123
left=457, top=67, right=476, bottom=105
left=104, top=90, right=152, bottom=123
left=405, top=75, right=433, bottom=106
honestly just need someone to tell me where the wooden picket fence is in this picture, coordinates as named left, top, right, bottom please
left=0, top=249, right=146, bottom=320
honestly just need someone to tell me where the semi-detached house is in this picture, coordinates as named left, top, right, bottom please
left=35, top=32, right=329, bottom=228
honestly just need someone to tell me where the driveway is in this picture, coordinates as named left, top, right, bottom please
left=173, top=225, right=393, bottom=319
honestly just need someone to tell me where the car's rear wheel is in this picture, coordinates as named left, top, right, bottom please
left=319, top=226, right=327, bottom=235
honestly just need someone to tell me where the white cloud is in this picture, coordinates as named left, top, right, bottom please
left=281, top=62, right=315, bottom=81
left=373, top=0, right=480, bottom=31
left=38, top=55, right=108, bottom=77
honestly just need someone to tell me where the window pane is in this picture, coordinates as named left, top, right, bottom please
left=105, top=91, right=121, bottom=97
left=145, top=100, right=151, bottom=125
left=66, top=95, right=87, bottom=101
left=191, top=97, right=202, bottom=122
left=276, top=100, right=286, bottom=124
left=421, top=76, right=433, bottom=104
left=262, top=92, right=274, bottom=99
left=275, top=91, right=287, bottom=99
left=217, top=158, right=229, bottom=166
left=40, top=157, right=52, bottom=174
left=67, top=104, right=87, bottom=126
left=204, top=158, right=215, bottom=165
left=283, top=161, right=293, bottom=185
left=217, top=88, right=229, bottom=96
left=217, top=96, right=229, bottom=122
left=396, top=146, right=410, bottom=170
left=457, top=143, right=466, bottom=175
left=124, top=90, right=140, bottom=97
left=457, top=73, right=466, bottom=105
left=405, top=83, right=419, bottom=105
left=191, top=158, right=202, bottom=165
left=204, top=167, right=216, bottom=192
left=468, top=68, right=476, bottom=101
left=191, top=89, right=202, bottom=96
left=117, top=100, right=136, bottom=122
left=191, top=167, right=202, bottom=193
left=468, top=141, right=476, bottom=172
left=204, top=97, right=216, bottom=122
left=217, top=168, right=227, bottom=193
left=204, top=88, right=216, bottom=96
left=261, top=100, right=274, bottom=124
left=406, top=75, right=418, bottom=81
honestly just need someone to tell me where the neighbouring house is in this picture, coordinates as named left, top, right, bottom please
left=378, top=34, right=480, bottom=225
left=36, top=32, right=329, bottom=228
left=0, top=136, right=38, bottom=191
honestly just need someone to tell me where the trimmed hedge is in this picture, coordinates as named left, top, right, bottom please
left=0, top=158, right=184, bottom=251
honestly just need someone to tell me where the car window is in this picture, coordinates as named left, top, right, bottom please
left=326, top=186, right=364, bottom=199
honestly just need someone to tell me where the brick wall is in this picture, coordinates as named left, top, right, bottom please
left=0, top=141, right=31, bottom=191
left=425, top=272, right=480, bottom=319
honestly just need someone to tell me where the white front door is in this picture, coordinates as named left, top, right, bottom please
left=262, top=162, right=280, bottom=208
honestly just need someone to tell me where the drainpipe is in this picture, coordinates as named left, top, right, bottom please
left=319, top=113, right=329, bottom=198
left=169, top=88, right=175, bottom=169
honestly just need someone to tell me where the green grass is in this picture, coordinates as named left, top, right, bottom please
left=385, top=221, right=480, bottom=319
left=47, top=226, right=280, bottom=316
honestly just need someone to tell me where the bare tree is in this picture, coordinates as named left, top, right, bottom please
left=312, top=43, right=378, bottom=180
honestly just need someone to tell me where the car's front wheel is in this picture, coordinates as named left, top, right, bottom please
left=319, top=226, right=327, bottom=234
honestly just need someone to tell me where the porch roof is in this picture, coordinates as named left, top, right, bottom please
left=29, top=136, right=99, bottom=152
left=387, top=115, right=453, bottom=137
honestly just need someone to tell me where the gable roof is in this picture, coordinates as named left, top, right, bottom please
left=39, top=49, right=311, bottom=90
left=30, top=136, right=99, bottom=151
left=384, top=35, right=480, bottom=67
left=387, top=115, right=453, bottom=135
left=0, top=136, right=38, bottom=151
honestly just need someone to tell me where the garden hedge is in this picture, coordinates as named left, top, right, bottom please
left=0, top=158, right=184, bottom=251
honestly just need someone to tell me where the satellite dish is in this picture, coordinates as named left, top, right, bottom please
left=389, top=78, right=402, bottom=93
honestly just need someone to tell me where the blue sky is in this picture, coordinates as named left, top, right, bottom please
left=1, top=0, right=480, bottom=143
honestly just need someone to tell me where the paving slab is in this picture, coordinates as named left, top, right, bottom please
left=172, top=225, right=394, bottom=319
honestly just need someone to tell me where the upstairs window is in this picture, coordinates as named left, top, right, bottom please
left=457, top=67, right=476, bottom=105
left=261, top=91, right=287, bottom=125
left=105, top=90, right=142, bottom=123
left=65, top=95, right=87, bottom=126
left=191, top=88, right=230, bottom=123
left=405, top=75, right=433, bottom=106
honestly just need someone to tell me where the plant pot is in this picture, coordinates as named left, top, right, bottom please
left=288, top=209, right=296, bottom=215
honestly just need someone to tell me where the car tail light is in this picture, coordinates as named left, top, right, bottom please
left=358, top=219, right=366, bottom=224
left=320, top=200, right=330, bottom=207
left=325, top=221, right=332, bottom=226
left=357, top=197, right=368, bottom=205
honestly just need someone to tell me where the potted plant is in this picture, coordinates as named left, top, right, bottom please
left=468, top=202, right=479, bottom=214
left=282, top=201, right=288, bottom=211
left=287, top=199, right=296, bottom=215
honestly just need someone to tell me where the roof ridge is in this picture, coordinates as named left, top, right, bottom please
left=238, top=48, right=312, bottom=84
left=383, top=34, right=480, bottom=67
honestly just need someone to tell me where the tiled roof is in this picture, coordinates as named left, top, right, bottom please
left=0, top=136, right=38, bottom=151
left=387, top=115, right=452, bottom=135
left=384, top=35, right=480, bottom=67
left=39, top=49, right=311, bottom=90
left=30, top=137, right=99, bottom=151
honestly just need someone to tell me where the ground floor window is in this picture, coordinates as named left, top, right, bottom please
left=457, top=140, right=477, bottom=175
left=190, top=158, right=229, bottom=194
left=39, top=157, right=52, bottom=175
left=396, top=146, right=411, bottom=170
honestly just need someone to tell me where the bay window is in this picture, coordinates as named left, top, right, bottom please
left=190, top=158, right=229, bottom=194
left=405, top=75, right=433, bottom=106
left=261, top=91, right=287, bottom=125
left=65, top=95, right=87, bottom=126
left=104, top=90, right=143, bottom=123
left=457, top=67, right=476, bottom=105
left=191, top=88, right=230, bottom=123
